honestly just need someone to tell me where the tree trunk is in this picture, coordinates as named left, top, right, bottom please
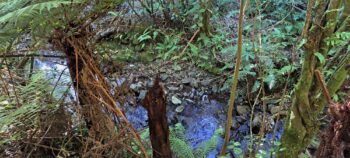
left=142, top=76, right=172, bottom=158
left=278, top=0, right=350, bottom=157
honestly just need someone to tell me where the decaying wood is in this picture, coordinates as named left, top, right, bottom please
left=142, top=76, right=172, bottom=158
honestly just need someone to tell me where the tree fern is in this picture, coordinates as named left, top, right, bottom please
left=0, top=0, right=84, bottom=25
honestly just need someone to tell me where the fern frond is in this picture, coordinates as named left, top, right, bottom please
left=0, top=0, right=84, bottom=25
left=193, top=128, right=223, bottom=158
left=170, top=136, right=195, bottom=158
left=0, top=72, right=55, bottom=132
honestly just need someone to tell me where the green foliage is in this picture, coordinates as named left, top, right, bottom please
left=227, top=141, right=243, bottom=158
left=138, top=123, right=222, bottom=158
left=0, top=0, right=124, bottom=45
left=155, top=32, right=183, bottom=60
left=170, top=137, right=195, bottom=158
left=0, top=73, right=57, bottom=146
left=194, top=127, right=224, bottom=158
left=325, top=32, right=350, bottom=47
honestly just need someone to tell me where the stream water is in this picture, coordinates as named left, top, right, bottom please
left=34, top=59, right=284, bottom=158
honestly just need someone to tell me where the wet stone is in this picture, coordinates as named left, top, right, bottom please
left=190, top=80, right=199, bottom=88
left=167, top=86, right=179, bottom=91
left=160, top=74, right=169, bottom=81
left=236, top=105, right=250, bottom=116
left=130, top=82, right=142, bottom=91
left=181, top=78, right=192, bottom=84
left=175, top=105, right=185, bottom=113
left=171, top=96, right=182, bottom=105
left=138, top=90, right=147, bottom=100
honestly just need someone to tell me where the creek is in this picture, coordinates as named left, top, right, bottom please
left=34, top=58, right=284, bottom=158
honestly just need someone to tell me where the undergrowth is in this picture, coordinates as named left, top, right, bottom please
left=139, top=123, right=223, bottom=158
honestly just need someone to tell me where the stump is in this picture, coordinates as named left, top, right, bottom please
left=142, top=76, right=172, bottom=158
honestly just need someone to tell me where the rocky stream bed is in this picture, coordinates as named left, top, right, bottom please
left=34, top=56, right=285, bottom=157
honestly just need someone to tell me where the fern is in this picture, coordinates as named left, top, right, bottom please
left=170, top=136, right=195, bottom=158
left=0, top=0, right=84, bottom=25
left=194, top=127, right=223, bottom=158
left=0, top=73, right=56, bottom=141
left=169, top=123, right=222, bottom=158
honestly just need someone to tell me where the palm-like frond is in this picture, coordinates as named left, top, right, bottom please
left=0, top=0, right=84, bottom=26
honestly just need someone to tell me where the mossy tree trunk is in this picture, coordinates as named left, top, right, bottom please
left=278, top=0, right=350, bottom=157
left=199, top=0, right=212, bottom=36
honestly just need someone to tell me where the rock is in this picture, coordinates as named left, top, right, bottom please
left=183, top=92, right=189, bottom=97
left=167, top=86, right=179, bottom=91
left=175, top=105, right=185, bottom=113
left=270, top=106, right=282, bottom=114
left=146, top=80, right=154, bottom=87
left=160, top=74, right=169, bottom=81
left=138, top=90, right=147, bottom=100
left=201, top=95, right=209, bottom=103
left=252, top=113, right=263, bottom=127
left=185, top=99, right=195, bottom=104
left=236, top=116, right=247, bottom=123
left=211, top=84, right=218, bottom=93
left=201, top=79, right=212, bottom=86
left=130, top=82, right=142, bottom=91
left=188, top=71, right=196, bottom=77
left=0, top=100, right=9, bottom=105
left=182, top=78, right=192, bottom=84
left=198, top=90, right=204, bottom=96
left=236, top=105, right=250, bottom=116
left=159, top=68, right=167, bottom=73
left=190, top=80, right=199, bottom=88
left=171, top=96, right=182, bottom=105
left=232, top=119, right=240, bottom=129
left=172, top=65, right=182, bottom=71
left=189, top=88, right=196, bottom=98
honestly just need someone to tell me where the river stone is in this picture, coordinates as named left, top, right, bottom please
left=181, top=78, right=192, bottom=84
left=160, top=74, right=169, bottom=81
left=236, top=105, right=250, bottom=116
left=211, top=84, right=218, bottom=93
left=171, top=96, right=182, bottom=105
left=201, top=79, right=211, bottom=86
left=138, top=90, right=147, bottom=100
left=252, top=113, right=262, bottom=127
left=232, top=119, right=240, bottom=129
left=188, top=71, right=196, bottom=77
left=175, top=105, right=185, bottom=113
left=185, top=99, right=195, bottom=104
left=190, top=80, right=199, bottom=88
left=0, top=100, right=9, bottom=105
left=130, top=82, right=142, bottom=91
left=167, top=86, right=179, bottom=91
